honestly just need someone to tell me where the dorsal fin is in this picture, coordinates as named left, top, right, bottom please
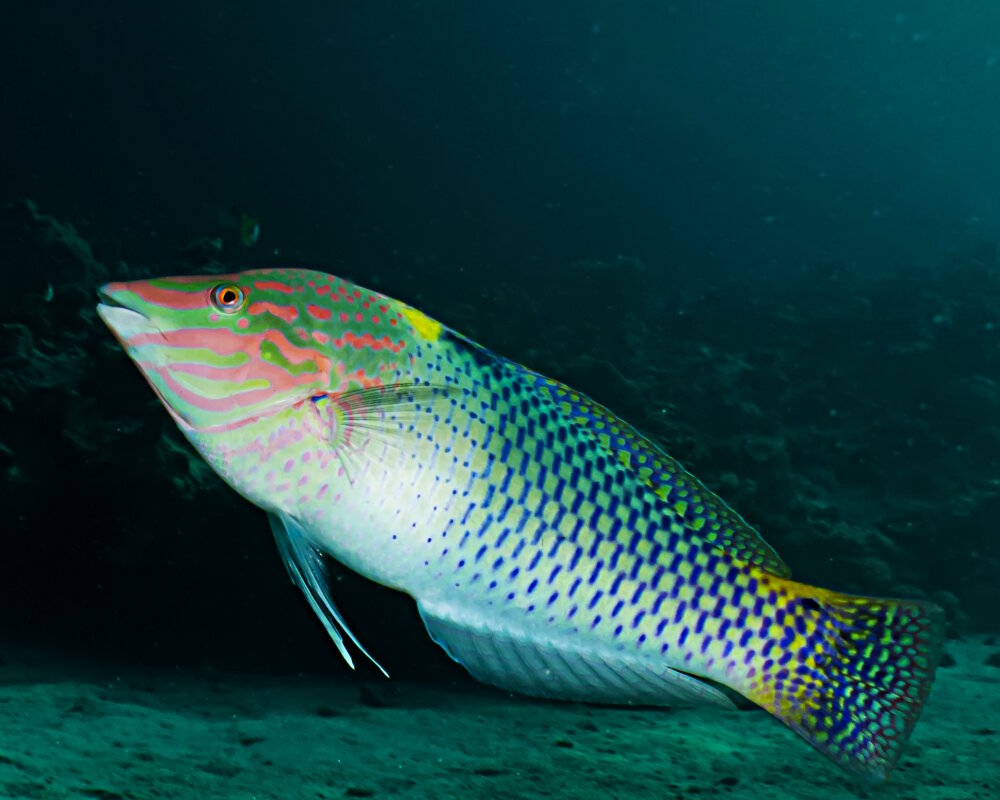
left=527, top=371, right=791, bottom=577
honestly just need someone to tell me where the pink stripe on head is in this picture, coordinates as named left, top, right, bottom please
left=248, top=301, right=298, bottom=323
left=307, top=304, right=332, bottom=321
left=341, top=331, right=406, bottom=353
left=253, top=280, right=295, bottom=294
left=140, top=281, right=220, bottom=310
left=154, top=369, right=286, bottom=414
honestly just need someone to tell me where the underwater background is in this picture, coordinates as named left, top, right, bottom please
left=1, top=1, right=999, bottom=798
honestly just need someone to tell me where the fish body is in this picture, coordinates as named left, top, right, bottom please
left=97, top=268, right=944, bottom=781
left=237, top=210, right=260, bottom=247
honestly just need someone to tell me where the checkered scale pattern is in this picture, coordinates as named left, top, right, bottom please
left=401, top=330, right=942, bottom=781
left=409, top=332, right=795, bottom=681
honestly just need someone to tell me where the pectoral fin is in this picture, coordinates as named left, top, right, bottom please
left=268, top=512, right=388, bottom=677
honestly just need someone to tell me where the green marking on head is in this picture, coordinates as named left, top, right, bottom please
left=261, top=338, right=318, bottom=376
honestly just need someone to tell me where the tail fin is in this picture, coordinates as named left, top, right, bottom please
left=743, top=580, right=945, bottom=782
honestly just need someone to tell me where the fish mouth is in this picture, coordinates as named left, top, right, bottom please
left=96, top=283, right=184, bottom=427
left=96, top=284, right=159, bottom=342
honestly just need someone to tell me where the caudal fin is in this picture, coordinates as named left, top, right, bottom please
left=743, top=581, right=945, bottom=782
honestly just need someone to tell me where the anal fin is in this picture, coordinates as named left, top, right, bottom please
left=417, top=596, right=733, bottom=708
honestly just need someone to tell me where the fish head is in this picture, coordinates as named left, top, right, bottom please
left=96, top=267, right=432, bottom=434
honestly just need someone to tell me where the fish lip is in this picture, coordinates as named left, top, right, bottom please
left=96, top=302, right=156, bottom=339
left=96, top=285, right=115, bottom=307
left=96, top=284, right=141, bottom=312
left=96, top=284, right=159, bottom=340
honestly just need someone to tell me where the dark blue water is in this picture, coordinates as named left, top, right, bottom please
left=2, top=3, right=999, bottom=796
left=4, top=1, right=999, bottom=282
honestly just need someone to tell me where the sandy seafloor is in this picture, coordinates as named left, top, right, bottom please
left=0, top=637, right=996, bottom=800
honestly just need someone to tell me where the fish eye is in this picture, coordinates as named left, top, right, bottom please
left=210, top=283, right=246, bottom=313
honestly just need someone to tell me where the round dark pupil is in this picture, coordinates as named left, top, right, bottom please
left=221, top=289, right=237, bottom=304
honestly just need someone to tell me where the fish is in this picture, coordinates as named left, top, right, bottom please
left=96, top=268, right=944, bottom=782
left=237, top=209, right=260, bottom=247
left=215, top=206, right=261, bottom=248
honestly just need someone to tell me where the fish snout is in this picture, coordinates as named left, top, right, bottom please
left=96, top=282, right=160, bottom=343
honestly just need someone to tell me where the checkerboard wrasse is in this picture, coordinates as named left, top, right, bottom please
left=97, top=268, right=944, bottom=782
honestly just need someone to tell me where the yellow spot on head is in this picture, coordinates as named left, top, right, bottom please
left=400, top=306, right=442, bottom=341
